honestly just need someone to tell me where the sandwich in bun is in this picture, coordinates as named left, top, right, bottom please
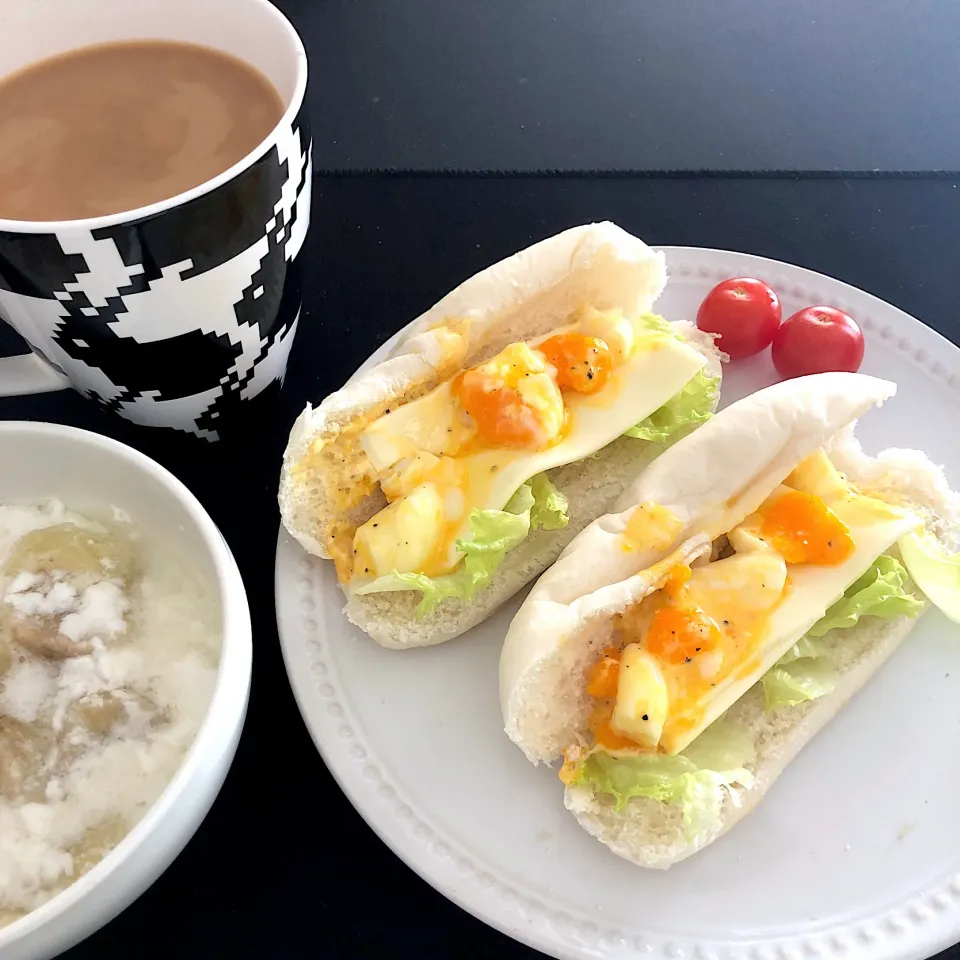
left=500, top=372, right=958, bottom=867
left=280, top=223, right=722, bottom=648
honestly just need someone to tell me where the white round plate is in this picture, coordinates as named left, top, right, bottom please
left=276, top=247, right=960, bottom=960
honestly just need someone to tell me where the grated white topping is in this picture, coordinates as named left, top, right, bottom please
left=0, top=500, right=221, bottom=923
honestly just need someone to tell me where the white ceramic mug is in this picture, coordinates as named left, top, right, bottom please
left=0, top=0, right=311, bottom=441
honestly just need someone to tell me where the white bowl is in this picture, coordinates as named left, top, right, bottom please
left=0, top=421, right=252, bottom=960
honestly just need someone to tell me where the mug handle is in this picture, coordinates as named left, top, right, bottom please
left=0, top=353, right=71, bottom=397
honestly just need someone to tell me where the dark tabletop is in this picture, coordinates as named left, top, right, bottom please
left=1, top=174, right=958, bottom=959
left=275, top=0, right=960, bottom=173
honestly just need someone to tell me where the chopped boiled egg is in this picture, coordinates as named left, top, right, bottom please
left=353, top=483, right=446, bottom=577
left=538, top=334, right=613, bottom=395
left=350, top=323, right=707, bottom=582
left=622, top=502, right=684, bottom=553
left=379, top=452, right=465, bottom=501
left=456, top=341, right=566, bottom=449
left=611, top=643, right=668, bottom=749
left=726, top=525, right=771, bottom=555
left=659, top=497, right=919, bottom=753
left=361, top=385, right=468, bottom=472
left=355, top=455, right=469, bottom=576
left=786, top=448, right=851, bottom=504
left=576, top=306, right=635, bottom=365
left=579, top=455, right=921, bottom=758
left=759, top=489, right=855, bottom=565
left=684, top=548, right=787, bottom=614
left=645, top=606, right=721, bottom=664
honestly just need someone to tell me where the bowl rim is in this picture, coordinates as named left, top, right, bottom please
left=0, top=420, right=252, bottom=949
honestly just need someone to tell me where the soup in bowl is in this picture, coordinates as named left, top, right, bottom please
left=0, top=422, right=251, bottom=960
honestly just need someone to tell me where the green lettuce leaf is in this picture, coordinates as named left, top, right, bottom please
left=568, top=719, right=754, bottom=840
left=807, top=554, right=924, bottom=637
left=354, top=473, right=568, bottom=617
left=761, top=555, right=923, bottom=711
left=679, top=716, right=756, bottom=771
left=624, top=370, right=719, bottom=442
left=635, top=312, right=676, bottom=336
left=528, top=474, right=569, bottom=531
left=777, top=635, right=829, bottom=664
left=762, top=649, right=837, bottom=711
left=898, top=531, right=960, bottom=624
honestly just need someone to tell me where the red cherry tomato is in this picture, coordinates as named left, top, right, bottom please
left=696, top=278, right=782, bottom=359
left=771, top=306, right=865, bottom=379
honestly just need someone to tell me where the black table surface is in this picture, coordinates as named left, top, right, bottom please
left=3, top=174, right=960, bottom=959
left=278, top=0, right=960, bottom=174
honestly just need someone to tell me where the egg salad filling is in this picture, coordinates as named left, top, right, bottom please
left=351, top=310, right=718, bottom=615
left=561, top=449, right=926, bottom=837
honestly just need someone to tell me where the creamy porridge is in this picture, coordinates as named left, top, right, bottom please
left=0, top=500, right=221, bottom=926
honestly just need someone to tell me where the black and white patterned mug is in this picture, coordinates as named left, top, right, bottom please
left=0, top=0, right=310, bottom=441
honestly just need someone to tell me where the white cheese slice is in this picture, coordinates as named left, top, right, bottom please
left=355, top=334, right=708, bottom=577
left=662, top=499, right=921, bottom=754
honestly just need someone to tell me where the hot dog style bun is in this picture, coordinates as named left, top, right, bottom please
left=280, top=223, right=723, bottom=649
left=500, top=373, right=959, bottom=867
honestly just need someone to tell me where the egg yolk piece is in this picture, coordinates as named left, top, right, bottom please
left=538, top=333, right=613, bottom=395
left=645, top=605, right=722, bottom=664
left=454, top=342, right=565, bottom=450
left=760, top=489, right=855, bottom=565
left=575, top=305, right=635, bottom=364
left=585, top=653, right=620, bottom=699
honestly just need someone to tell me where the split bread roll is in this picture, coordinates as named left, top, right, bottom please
left=280, top=222, right=723, bottom=648
left=500, top=372, right=960, bottom=868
